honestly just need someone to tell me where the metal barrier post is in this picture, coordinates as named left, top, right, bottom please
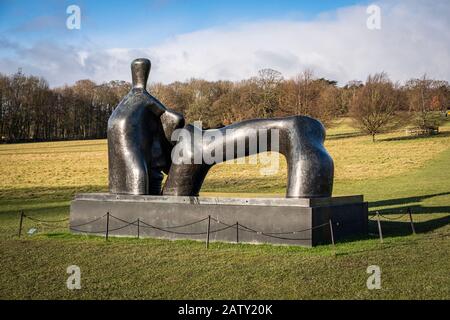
left=137, top=218, right=140, bottom=239
left=206, top=215, right=211, bottom=249
left=376, top=211, right=383, bottom=243
left=329, top=219, right=335, bottom=246
left=407, top=208, right=416, bottom=235
left=106, top=212, right=110, bottom=241
left=18, top=211, right=24, bottom=238
left=329, top=219, right=336, bottom=256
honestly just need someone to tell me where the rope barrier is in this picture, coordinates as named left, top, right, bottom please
left=377, top=212, right=408, bottom=221
left=237, top=223, right=313, bottom=241
left=109, top=213, right=209, bottom=229
left=108, top=214, right=137, bottom=225
left=70, top=213, right=108, bottom=228
left=264, top=222, right=330, bottom=235
left=138, top=219, right=235, bottom=235
left=162, top=217, right=210, bottom=229
left=20, top=208, right=447, bottom=247
left=210, top=217, right=317, bottom=240
left=69, top=219, right=137, bottom=234
left=210, top=216, right=327, bottom=238
left=19, top=211, right=362, bottom=240
left=65, top=214, right=223, bottom=236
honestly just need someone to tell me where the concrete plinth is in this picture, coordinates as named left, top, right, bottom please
left=70, top=193, right=368, bottom=247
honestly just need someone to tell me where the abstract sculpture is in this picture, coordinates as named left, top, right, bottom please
left=72, top=58, right=366, bottom=247
left=107, top=58, right=334, bottom=198
left=107, top=58, right=184, bottom=195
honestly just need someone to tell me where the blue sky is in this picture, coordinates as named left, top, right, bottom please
left=0, top=0, right=449, bottom=87
left=0, top=0, right=362, bottom=47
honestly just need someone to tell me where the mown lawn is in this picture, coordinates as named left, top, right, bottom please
left=0, top=118, right=449, bottom=299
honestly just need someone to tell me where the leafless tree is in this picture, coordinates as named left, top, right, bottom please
left=405, top=74, right=449, bottom=130
left=349, top=73, right=404, bottom=142
left=4, top=68, right=448, bottom=144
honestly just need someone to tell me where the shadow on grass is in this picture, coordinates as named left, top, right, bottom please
left=379, top=130, right=450, bottom=142
left=368, top=215, right=450, bottom=237
left=0, top=204, right=70, bottom=217
left=0, top=140, right=105, bottom=149
left=369, top=192, right=450, bottom=209
left=330, top=192, right=450, bottom=248
left=364, top=192, right=450, bottom=238
left=3, top=186, right=449, bottom=246
left=374, top=204, right=450, bottom=216
left=334, top=215, right=449, bottom=255
left=0, top=185, right=107, bottom=219
left=0, top=185, right=107, bottom=202
left=369, top=192, right=450, bottom=221
left=46, top=232, right=71, bottom=238
left=326, top=132, right=366, bottom=140
left=0, top=149, right=106, bottom=157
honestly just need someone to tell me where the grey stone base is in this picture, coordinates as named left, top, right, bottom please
left=70, top=193, right=368, bottom=247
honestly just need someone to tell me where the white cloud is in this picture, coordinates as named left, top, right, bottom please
left=1, top=0, right=449, bottom=87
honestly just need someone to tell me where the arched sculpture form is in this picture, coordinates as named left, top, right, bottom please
left=108, top=58, right=334, bottom=198
left=107, top=58, right=184, bottom=195
left=162, top=116, right=334, bottom=198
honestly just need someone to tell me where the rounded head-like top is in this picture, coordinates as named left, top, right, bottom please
left=131, top=58, right=151, bottom=89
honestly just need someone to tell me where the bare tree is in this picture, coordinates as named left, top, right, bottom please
left=4, top=68, right=448, bottom=144
left=254, top=68, right=283, bottom=118
left=405, top=74, right=448, bottom=130
left=277, top=69, right=337, bottom=126
left=350, top=73, right=403, bottom=142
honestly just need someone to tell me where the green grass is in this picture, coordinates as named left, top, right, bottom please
left=0, top=118, right=449, bottom=299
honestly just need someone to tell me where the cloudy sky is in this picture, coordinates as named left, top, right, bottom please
left=0, top=0, right=449, bottom=87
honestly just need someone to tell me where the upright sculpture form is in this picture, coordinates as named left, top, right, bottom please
left=108, top=58, right=334, bottom=198
left=107, top=58, right=184, bottom=195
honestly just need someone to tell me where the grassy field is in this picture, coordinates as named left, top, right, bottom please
left=0, top=118, right=449, bottom=299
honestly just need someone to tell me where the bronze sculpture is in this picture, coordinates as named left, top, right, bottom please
left=107, top=58, right=184, bottom=195
left=72, top=58, right=365, bottom=248
left=107, top=58, right=334, bottom=198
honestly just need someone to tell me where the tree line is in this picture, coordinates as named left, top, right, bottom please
left=0, top=71, right=130, bottom=142
left=0, top=68, right=448, bottom=143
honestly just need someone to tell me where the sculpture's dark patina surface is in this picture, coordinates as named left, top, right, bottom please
left=107, top=58, right=184, bottom=195
left=163, top=117, right=333, bottom=197
left=108, top=58, right=334, bottom=198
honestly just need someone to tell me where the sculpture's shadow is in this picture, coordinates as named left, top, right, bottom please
left=367, top=215, right=449, bottom=237
left=366, top=191, right=450, bottom=237
left=325, top=192, right=450, bottom=248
